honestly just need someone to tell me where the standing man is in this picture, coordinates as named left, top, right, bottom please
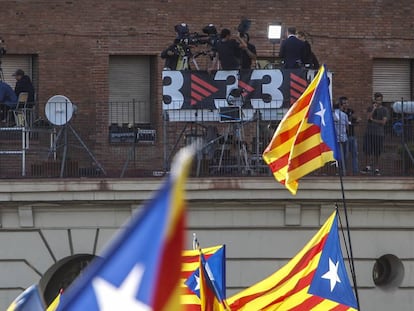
left=362, top=92, right=389, bottom=175
left=297, top=31, right=319, bottom=69
left=240, top=33, right=257, bottom=70
left=13, top=69, right=35, bottom=104
left=161, top=23, right=192, bottom=70
left=279, top=27, right=306, bottom=69
left=333, top=100, right=349, bottom=176
left=340, top=96, right=360, bottom=175
left=213, top=28, right=247, bottom=70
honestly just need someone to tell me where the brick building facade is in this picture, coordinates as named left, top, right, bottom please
left=1, top=0, right=414, bottom=176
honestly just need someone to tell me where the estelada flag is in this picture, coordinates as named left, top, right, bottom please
left=198, top=252, right=229, bottom=311
left=227, top=211, right=358, bottom=311
left=263, top=65, right=339, bottom=195
left=181, top=245, right=226, bottom=310
left=7, top=285, right=45, bottom=311
left=56, top=146, right=194, bottom=311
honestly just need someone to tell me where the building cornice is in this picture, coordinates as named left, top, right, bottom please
left=0, top=177, right=412, bottom=203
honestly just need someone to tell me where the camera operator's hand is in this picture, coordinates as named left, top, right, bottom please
left=234, top=34, right=248, bottom=49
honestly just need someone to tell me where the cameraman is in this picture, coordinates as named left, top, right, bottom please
left=240, top=33, right=256, bottom=69
left=161, top=40, right=192, bottom=70
left=161, top=23, right=192, bottom=70
left=213, top=28, right=247, bottom=70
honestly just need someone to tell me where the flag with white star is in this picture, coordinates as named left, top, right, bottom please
left=308, top=213, right=358, bottom=308
left=6, top=285, right=45, bottom=311
left=263, top=65, right=340, bottom=195
left=185, top=246, right=226, bottom=300
left=180, top=245, right=225, bottom=310
left=56, top=146, right=195, bottom=311
left=227, top=211, right=358, bottom=310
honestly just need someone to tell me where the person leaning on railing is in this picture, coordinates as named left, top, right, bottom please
left=0, top=80, right=17, bottom=123
left=340, top=96, right=361, bottom=175
left=361, top=92, right=389, bottom=176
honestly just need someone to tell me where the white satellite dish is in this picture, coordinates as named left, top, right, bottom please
left=45, top=95, right=76, bottom=126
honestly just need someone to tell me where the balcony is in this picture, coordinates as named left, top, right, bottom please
left=0, top=98, right=413, bottom=179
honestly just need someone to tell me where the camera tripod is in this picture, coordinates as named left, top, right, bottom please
left=217, top=120, right=251, bottom=175
left=50, top=122, right=106, bottom=177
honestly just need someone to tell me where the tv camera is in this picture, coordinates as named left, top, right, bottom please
left=175, top=23, right=219, bottom=49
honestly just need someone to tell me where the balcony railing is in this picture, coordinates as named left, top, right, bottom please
left=0, top=100, right=412, bottom=178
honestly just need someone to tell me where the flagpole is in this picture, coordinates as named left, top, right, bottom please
left=197, top=243, right=231, bottom=311
left=337, top=168, right=361, bottom=310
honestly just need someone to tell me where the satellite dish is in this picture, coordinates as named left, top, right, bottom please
left=45, top=95, right=76, bottom=126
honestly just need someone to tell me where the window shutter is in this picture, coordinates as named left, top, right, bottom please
left=108, top=56, right=150, bottom=125
left=373, top=59, right=411, bottom=102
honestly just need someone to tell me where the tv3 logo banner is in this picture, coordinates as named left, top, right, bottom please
left=162, top=69, right=309, bottom=110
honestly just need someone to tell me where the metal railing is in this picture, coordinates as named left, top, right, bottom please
left=0, top=100, right=412, bottom=178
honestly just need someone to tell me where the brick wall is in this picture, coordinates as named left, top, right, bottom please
left=1, top=0, right=414, bottom=175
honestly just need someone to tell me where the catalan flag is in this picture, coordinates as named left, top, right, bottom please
left=227, top=211, right=358, bottom=311
left=198, top=253, right=228, bottom=311
left=56, top=146, right=194, bottom=311
left=263, top=65, right=339, bottom=195
left=6, top=285, right=45, bottom=311
left=181, top=245, right=226, bottom=310
left=46, top=291, right=61, bottom=311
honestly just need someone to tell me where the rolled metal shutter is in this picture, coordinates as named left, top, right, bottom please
left=1, top=54, right=32, bottom=88
left=373, top=59, right=411, bottom=102
left=108, top=56, right=150, bottom=125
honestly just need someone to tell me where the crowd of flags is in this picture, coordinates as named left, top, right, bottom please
left=7, top=65, right=359, bottom=310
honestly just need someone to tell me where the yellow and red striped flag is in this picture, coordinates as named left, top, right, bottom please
left=180, top=245, right=225, bottom=310
left=55, top=146, right=195, bottom=311
left=227, top=211, right=358, bottom=310
left=263, top=65, right=339, bottom=195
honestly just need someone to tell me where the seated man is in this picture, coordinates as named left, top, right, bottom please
left=0, top=81, right=18, bottom=122
left=13, top=69, right=35, bottom=104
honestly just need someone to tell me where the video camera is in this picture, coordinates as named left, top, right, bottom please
left=0, top=38, right=6, bottom=57
left=237, top=18, right=251, bottom=36
left=174, top=23, right=219, bottom=48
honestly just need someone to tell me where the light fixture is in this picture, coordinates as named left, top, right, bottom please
left=267, top=23, right=282, bottom=64
left=268, top=24, right=282, bottom=43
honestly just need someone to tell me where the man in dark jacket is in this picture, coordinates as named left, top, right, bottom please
left=240, top=33, right=257, bottom=70
left=13, top=69, right=35, bottom=104
left=279, top=27, right=306, bottom=69
left=214, top=28, right=247, bottom=70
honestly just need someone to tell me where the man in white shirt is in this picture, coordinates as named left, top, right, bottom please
left=333, top=100, right=349, bottom=175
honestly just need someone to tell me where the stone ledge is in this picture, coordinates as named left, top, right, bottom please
left=0, top=177, right=412, bottom=203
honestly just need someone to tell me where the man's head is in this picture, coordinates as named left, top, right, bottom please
left=374, top=92, right=383, bottom=105
left=338, top=96, right=348, bottom=110
left=13, top=69, right=25, bottom=81
left=287, top=27, right=296, bottom=36
left=220, top=28, right=231, bottom=39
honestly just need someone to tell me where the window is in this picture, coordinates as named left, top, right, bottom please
left=108, top=56, right=151, bottom=125
left=373, top=59, right=412, bottom=102
left=0, top=54, right=37, bottom=97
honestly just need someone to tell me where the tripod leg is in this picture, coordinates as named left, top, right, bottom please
left=60, top=127, right=68, bottom=177
left=404, top=143, right=414, bottom=165
left=120, top=145, right=135, bottom=178
left=68, top=124, right=107, bottom=175
left=218, top=126, right=230, bottom=170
